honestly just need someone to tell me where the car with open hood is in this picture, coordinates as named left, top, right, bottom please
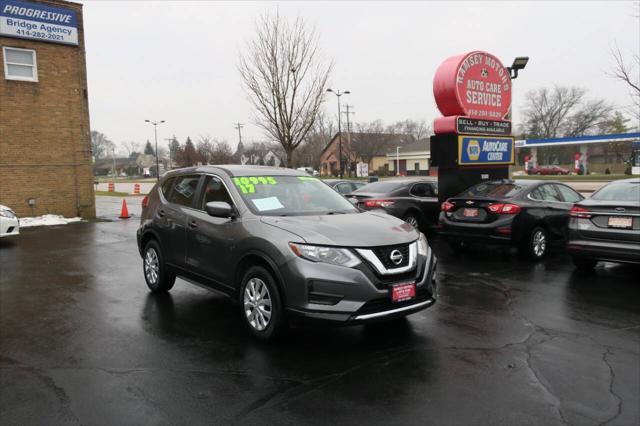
left=137, top=166, right=437, bottom=339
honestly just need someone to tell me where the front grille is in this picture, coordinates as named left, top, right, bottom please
left=372, top=244, right=410, bottom=269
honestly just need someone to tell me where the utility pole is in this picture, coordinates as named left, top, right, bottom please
left=343, top=105, right=355, bottom=177
left=326, top=89, right=350, bottom=178
left=234, top=123, right=244, bottom=146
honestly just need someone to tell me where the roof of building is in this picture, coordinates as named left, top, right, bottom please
left=385, top=139, right=431, bottom=155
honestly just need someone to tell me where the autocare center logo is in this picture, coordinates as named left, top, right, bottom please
left=458, top=135, right=514, bottom=165
left=433, top=51, right=512, bottom=120
left=0, top=0, right=78, bottom=45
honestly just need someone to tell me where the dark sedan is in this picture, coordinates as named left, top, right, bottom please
left=324, top=179, right=367, bottom=195
left=439, top=179, right=584, bottom=259
left=568, top=178, right=640, bottom=270
left=347, top=178, right=439, bottom=232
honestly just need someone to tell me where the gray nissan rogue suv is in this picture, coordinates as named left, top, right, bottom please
left=137, top=165, right=437, bottom=339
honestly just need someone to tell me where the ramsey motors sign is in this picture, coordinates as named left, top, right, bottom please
left=433, top=51, right=511, bottom=120
left=0, top=0, right=78, bottom=46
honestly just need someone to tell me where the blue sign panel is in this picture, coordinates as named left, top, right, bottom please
left=0, top=0, right=78, bottom=45
left=458, top=135, right=515, bottom=166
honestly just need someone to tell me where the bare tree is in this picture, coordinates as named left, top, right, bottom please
left=294, top=111, right=335, bottom=169
left=521, top=87, right=586, bottom=138
left=197, top=135, right=216, bottom=164
left=609, top=42, right=640, bottom=125
left=238, top=11, right=333, bottom=167
left=389, top=119, right=432, bottom=141
left=212, top=140, right=234, bottom=164
left=121, top=141, right=141, bottom=158
left=563, top=98, right=614, bottom=136
left=90, top=130, right=113, bottom=159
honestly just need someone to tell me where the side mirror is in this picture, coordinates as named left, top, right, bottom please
left=205, top=201, right=236, bottom=218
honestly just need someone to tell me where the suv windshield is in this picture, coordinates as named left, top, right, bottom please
left=458, top=181, right=525, bottom=198
left=233, top=175, right=358, bottom=216
left=591, top=181, right=640, bottom=202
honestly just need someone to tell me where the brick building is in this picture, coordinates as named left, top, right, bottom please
left=0, top=0, right=94, bottom=218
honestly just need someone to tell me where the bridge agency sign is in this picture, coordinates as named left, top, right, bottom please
left=0, top=0, right=78, bottom=46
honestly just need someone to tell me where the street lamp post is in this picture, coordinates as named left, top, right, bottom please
left=145, top=119, right=165, bottom=181
left=396, top=146, right=400, bottom=176
left=326, top=88, right=350, bottom=178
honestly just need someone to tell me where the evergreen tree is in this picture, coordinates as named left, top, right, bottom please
left=144, top=140, right=155, bottom=155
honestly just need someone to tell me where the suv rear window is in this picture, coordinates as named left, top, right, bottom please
left=161, top=177, right=175, bottom=198
left=355, top=181, right=406, bottom=193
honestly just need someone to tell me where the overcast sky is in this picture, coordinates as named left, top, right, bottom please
left=81, top=1, right=639, bottom=151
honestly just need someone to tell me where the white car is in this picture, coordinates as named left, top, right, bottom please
left=0, top=204, right=20, bottom=238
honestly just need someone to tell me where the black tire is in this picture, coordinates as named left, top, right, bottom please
left=519, top=226, right=548, bottom=260
left=403, top=212, right=422, bottom=232
left=142, top=240, right=176, bottom=293
left=573, top=257, right=597, bottom=271
left=239, top=266, right=285, bottom=341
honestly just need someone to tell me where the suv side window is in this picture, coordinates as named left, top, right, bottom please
left=411, top=183, right=432, bottom=197
left=161, top=177, right=175, bottom=199
left=168, top=175, right=200, bottom=207
left=198, top=175, right=233, bottom=210
left=555, top=184, right=583, bottom=203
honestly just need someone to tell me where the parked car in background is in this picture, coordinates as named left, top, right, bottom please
left=324, top=179, right=367, bottom=195
left=296, top=167, right=319, bottom=176
left=137, top=166, right=437, bottom=340
left=0, top=204, right=20, bottom=238
left=530, top=165, right=570, bottom=175
left=568, top=178, right=640, bottom=270
left=347, top=178, right=439, bottom=232
left=439, top=179, right=584, bottom=259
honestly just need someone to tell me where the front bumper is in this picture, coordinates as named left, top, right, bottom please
left=282, top=245, right=437, bottom=326
left=0, top=216, right=20, bottom=238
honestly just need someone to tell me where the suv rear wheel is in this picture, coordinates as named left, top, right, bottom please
left=143, top=240, right=176, bottom=292
left=240, top=266, right=285, bottom=340
left=403, top=212, right=422, bottom=231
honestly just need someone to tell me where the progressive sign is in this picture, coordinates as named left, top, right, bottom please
left=0, top=0, right=78, bottom=46
left=458, top=135, right=515, bottom=166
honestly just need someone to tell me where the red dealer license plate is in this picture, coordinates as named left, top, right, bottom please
left=391, top=282, right=416, bottom=303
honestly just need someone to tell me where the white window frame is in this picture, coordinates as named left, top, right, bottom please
left=3, top=47, right=38, bottom=82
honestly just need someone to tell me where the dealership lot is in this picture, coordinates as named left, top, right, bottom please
left=1, top=216, right=638, bottom=426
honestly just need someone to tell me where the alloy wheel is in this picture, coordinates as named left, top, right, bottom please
left=405, top=216, right=419, bottom=229
left=144, top=248, right=159, bottom=285
left=243, top=278, right=272, bottom=331
left=532, top=230, right=547, bottom=257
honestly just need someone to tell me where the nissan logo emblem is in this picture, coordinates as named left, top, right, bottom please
left=389, top=249, right=403, bottom=265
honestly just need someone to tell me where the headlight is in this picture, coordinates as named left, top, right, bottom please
left=417, top=233, right=429, bottom=257
left=289, top=243, right=361, bottom=268
left=0, top=209, right=16, bottom=219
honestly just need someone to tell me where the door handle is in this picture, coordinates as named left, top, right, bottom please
left=188, top=220, right=198, bottom=229
left=158, top=209, right=166, bottom=217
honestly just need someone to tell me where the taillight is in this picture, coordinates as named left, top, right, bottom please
left=441, top=201, right=455, bottom=212
left=142, top=195, right=149, bottom=208
left=488, top=203, right=521, bottom=214
left=364, top=199, right=395, bottom=208
left=570, top=205, right=592, bottom=218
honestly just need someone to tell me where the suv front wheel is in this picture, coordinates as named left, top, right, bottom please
left=240, top=266, right=285, bottom=340
left=143, top=240, right=176, bottom=293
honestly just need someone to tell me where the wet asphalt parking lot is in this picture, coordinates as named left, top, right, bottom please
left=1, top=198, right=639, bottom=426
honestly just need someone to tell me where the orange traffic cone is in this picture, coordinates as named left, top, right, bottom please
left=119, top=198, right=131, bottom=219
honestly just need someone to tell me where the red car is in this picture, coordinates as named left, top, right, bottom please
left=530, top=165, right=570, bottom=175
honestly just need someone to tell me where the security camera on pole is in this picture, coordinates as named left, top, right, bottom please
left=430, top=51, right=527, bottom=202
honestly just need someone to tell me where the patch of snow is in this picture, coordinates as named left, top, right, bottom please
left=19, top=215, right=83, bottom=228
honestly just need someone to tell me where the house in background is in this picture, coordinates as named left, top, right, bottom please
left=233, top=141, right=284, bottom=167
left=320, top=132, right=414, bottom=176
left=386, top=139, right=431, bottom=176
